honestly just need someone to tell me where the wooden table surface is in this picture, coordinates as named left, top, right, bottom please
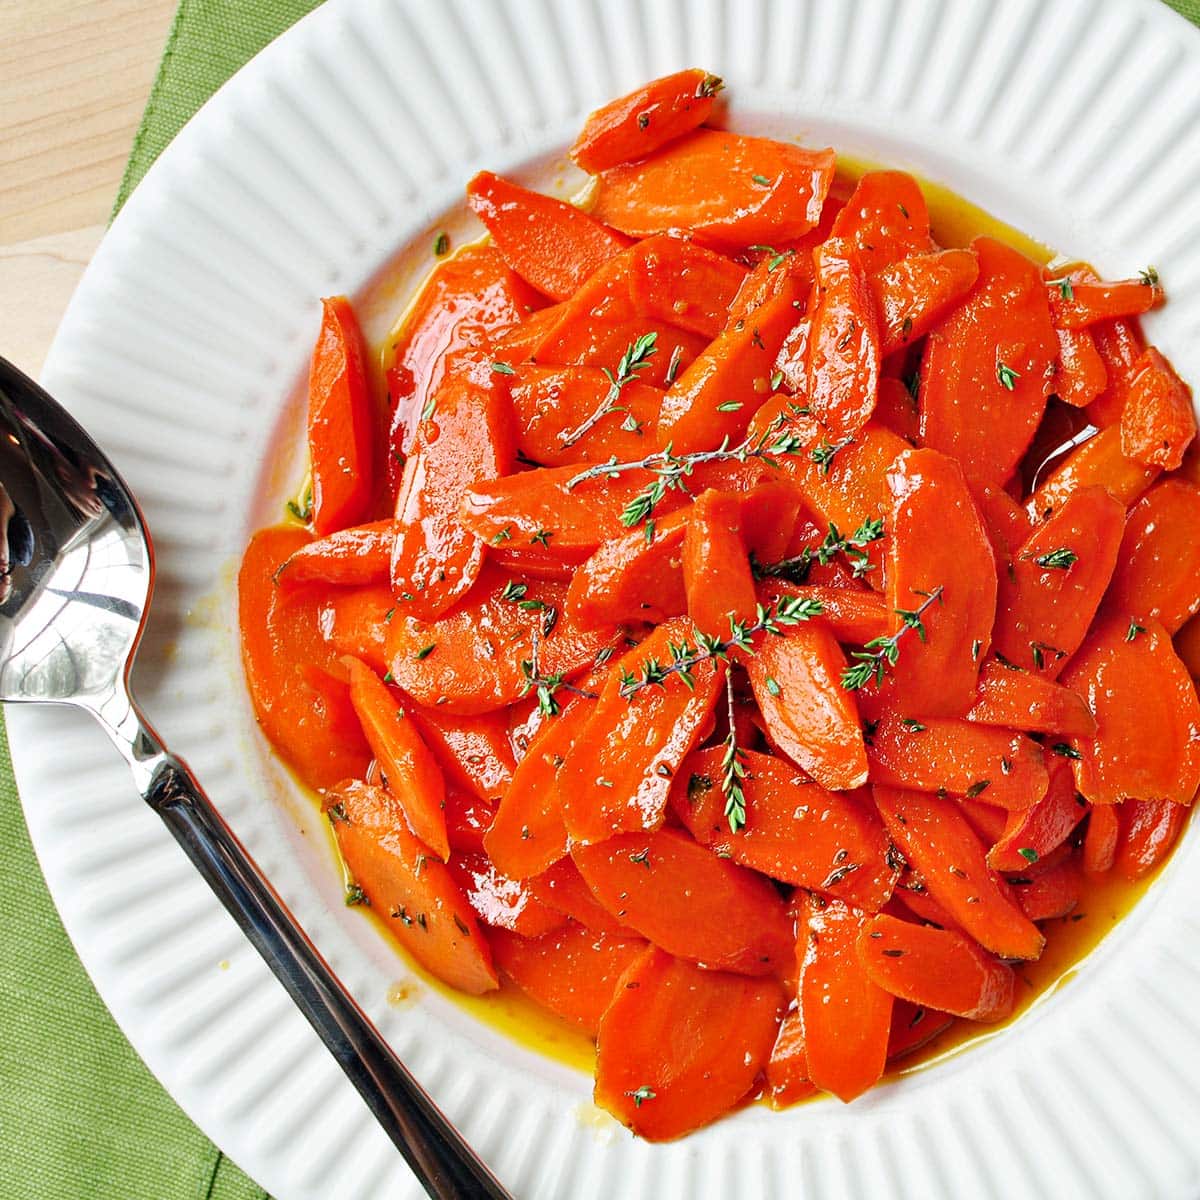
left=1, top=0, right=177, bottom=378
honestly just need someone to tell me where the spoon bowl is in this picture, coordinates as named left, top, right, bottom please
left=0, top=356, right=508, bottom=1200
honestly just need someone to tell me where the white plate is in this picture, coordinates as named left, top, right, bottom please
left=14, top=0, right=1200, bottom=1196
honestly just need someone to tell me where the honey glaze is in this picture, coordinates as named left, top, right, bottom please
left=334, top=157, right=1188, bottom=1096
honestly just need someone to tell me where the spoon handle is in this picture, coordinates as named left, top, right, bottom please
left=122, top=721, right=511, bottom=1200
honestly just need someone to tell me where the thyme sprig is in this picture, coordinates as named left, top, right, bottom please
left=720, top=671, right=748, bottom=834
left=617, top=595, right=825, bottom=699
left=841, top=585, right=945, bottom=691
left=558, top=331, right=658, bottom=448
left=519, top=627, right=597, bottom=717
left=753, top=517, right=884, bottom=584
left=567, top=418, right=808, bottom=529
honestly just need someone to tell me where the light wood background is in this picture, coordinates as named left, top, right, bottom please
left=1, top=0, right=177, bottom=377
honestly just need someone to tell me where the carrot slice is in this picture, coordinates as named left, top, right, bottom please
left=1106, top=479, right=1200, bottom=633
left=594, top=946, right=785, bottom=1140
left=671, top=747, right=898, bottom=909
left=466, top=170, right=630, bottom=301
left=988, top=758, right=1088, bottom=872
left=277, top=519, right=394, bottom=589
left=1048, top=275, right=1162, bottom=329
left=490, top=922, right=648, bottom=1036
left=805, top=238, right=880, bottom=440
left=491, top=303, right=565, bottom=362
left=570, top=68, right=722, bottom=173
left=328, top=781, right=498, bottom=994
left=1115, top=799, right=1189, bottom=881
left=885, top=447, right=996, bottom=716
left=526, top=857, right=627, bottom=935
left=656, top=278, right=803, bottom=454
left=1120, top=346, right=1197, bottom=470
left=772, top=583, right=887, bottom=644
left=765, top=1010, right=820, bottom=1108
left=1010, top=859, right=1082, bottom=922
left=871, top=248, right=979, bottom=357
left=1058, top=616, right=1200, bottom=807
left=405, top=705, right=514, bottom=805
left=572, top=828, right=794, bottom=975
left=1027, top=424, right=1160, bottom=522
left=966, top=660, right=1097, bottom=738
left=798, top=894, right=893, bottom=1102
left=345, top=658, right=449, bottom=861
left=1082, top=805, right=1119, bottom=876
left=447, top=852, right=567, bottom=938
left=559, top=621, right=725, bottom=842
left=484, top=693, right=595, bottom=879
left=387, top=245, right=542, bottom=472
left=1177, top=610, right=1200, bottom=681
left=873, top=786, right=1045, bottom=960
left=745, top=621, right=869, bottom=791
left=628, top=233, right=748, bottom=339
left=238, top=527, right=371, bottom=792
left=509, top=365, right=662, bottom=466
left=316, top=581, right=394, bottom=676
left=1085, top=315, right=1144, bottom=428
left=444, top=789, right=497, bottom=856
left=307, top=296, right=377, bottom=535
left=593, top=128, right=836, bottom=244
left=864, top=703, right=1048, bottom=811
left=391, top=365, right=516, bottom=619
left=682, top=490, right=757, bottom=637
left=993, top=485, right=1125, bottom=677
left=829, top=170, right=934, bottom=273
left=1052, top=327, right=1107, bottom=408
left=887, top=999, right=954, bottom=1060
left=919, top=236, right=1058, bottom=485
left=385, top=565, right=615, bottom=715
left=857, top=913, right=1015, bottom=1021
left=871, top=376, right=920, bottom=443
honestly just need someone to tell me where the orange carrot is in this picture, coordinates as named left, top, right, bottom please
left=1026, top=424, right=1159, bottom=522
left=1085, top=315, right=1144, bottom=428
left=829, top=171, right=934, bottom=273
left=443, top=789, right=497, bottom=856
left=887, top=999, right=954, bottom=1060
left=525, top=857, right=628, bottom=935
left=682, top=490, right=757, bottom=638
left=1052, top=327, right=1107, bottom=408
left=1082, top=805, right=1120, bottom=876
left=871, top=248, right=979, bottom=357
left=1010, top=859, right=1082, bottom=922
left=447, top=852, right=568, bottom=938
left=405, top=705, right=514, bottom=805
left=627, top=233, right=748, bottom=338
left=1119, top=347, right=1197, bottom=470
left=988, top=758, right=1089, bottom=872
left=966, top=660, right=1097, bottom=738
left=277, top=519, right=394, bottom=588
left=765, top=1010, right=820, bottom=1108
left=1115, top=799, right=1189, bottom=881
left=316, top=581, right=394, bottom=676
left=1048, top=275, right=1162, bottom=329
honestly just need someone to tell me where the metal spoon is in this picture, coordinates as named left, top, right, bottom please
left=0, top=356, right=510, bottom=1200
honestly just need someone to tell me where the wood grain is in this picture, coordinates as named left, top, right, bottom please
left=0, top=0, right=176, bottom=375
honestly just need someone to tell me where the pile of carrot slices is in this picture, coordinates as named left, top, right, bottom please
left=238, top=69, right=1200, bottom=1139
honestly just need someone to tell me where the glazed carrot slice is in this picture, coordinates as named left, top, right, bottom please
left=277, top=519, right=394, bottom=588
left=1082, top=805, right=1119, bottom=876
left=307, top=296, right=377, bottom=535
left=1010, top=859, right=1082, bottom=922
left=988, top=758, right=1088, bottom=872
left=1058, top=616, right=1200, bottom=807
left=559, top=621, right=725, bottom=842
left=387, top=245, right=542, bottom=471
left=1106, top=479, right=1200, bottom=633
left=887, top=999, right=954, bottom=1060
left=1026, top=425, right=1160, bottom=522
left=968, top=476, right=1034, bottom=564
left=958, top=797, right=1008, bottom=846
left=966, top=660, right=1097, bottom=738
left=574, top=828, right=794, bottom=974
left=593, top=128, right=836, bottom=244
left=892, top=873, right=962, bottom=931
left=391, top=367, right=516, bottom=619
left=871, top=248, right=980, bottom=357
left=316, top=580, right=394, bottom=676
left=871, top=376, right=920, bottom=443
left=490, top=922, right=648, bottom=1037
left=993, top=485, right=1125, bottom=676
left=745, top=621, right=869, bottom=791
left=1120, top=347, right=1197, bottom=470
left=328, top=781, right=498, bottom=994
left=405, top=704, right=514, bottom=805
left=1047, top=275, right=1162, bottom=329
left=594, top=946, right=785, bottom=1140
left=526, top=857, right=627, bottom=935
left=757, top=583, right=888, bottom=645
left=1115, top=799, right=1189, bottom=881
left=509, top=365, right=662, bottom=466
left=443, top=789, right=497, bottom=856
left=919, top=236, right=1058, bottom=485
left=484, top=693, right=595, bottom=879
left=447, top=852, right=567, bottom=938
left=656, top=278, right=804, bottom=454
left=671, top=747, right=898, bottom=910
left=885, top=447, right=997, bottom=717
left=345, top=657, right=449, bottom=861
left=1052, top=327, right=1107, bottom=408
left=798, top=894, right=893, bottom=1102
left=765, top=1010, right=819, bottom=1108
left=386, top=565, right=616, bottom=714
left=682, top=490, right=757, bottom=637
left=491, top=303, right=565, bottom=362
left=829, top=170, right=934, bottom=274
left=1085, top=315, right=1144, bottom=428
left=727, top=249, right=814, bottom=328
left=864, top=707, right=1048, bottom=811
left=805, top=238, right=880, bottom=441
left=466, top=170, right=631, bottom=301
left=857, top=913, right=1016, bottom=1021
left=627, top=233, right=748, bottom=339
left=238, top=527, right=371, bottom=792
left=1177, top=610, right=1200, bottom=681
left=873, top=786, right=1045, bottom=960
left=570, top=68, right=723, bottom=174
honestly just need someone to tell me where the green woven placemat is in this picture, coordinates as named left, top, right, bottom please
left=3, top=0, right=1199, bottom=1196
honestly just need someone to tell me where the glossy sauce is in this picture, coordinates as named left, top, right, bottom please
left=331, top=158, right=1186, bottom=1093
